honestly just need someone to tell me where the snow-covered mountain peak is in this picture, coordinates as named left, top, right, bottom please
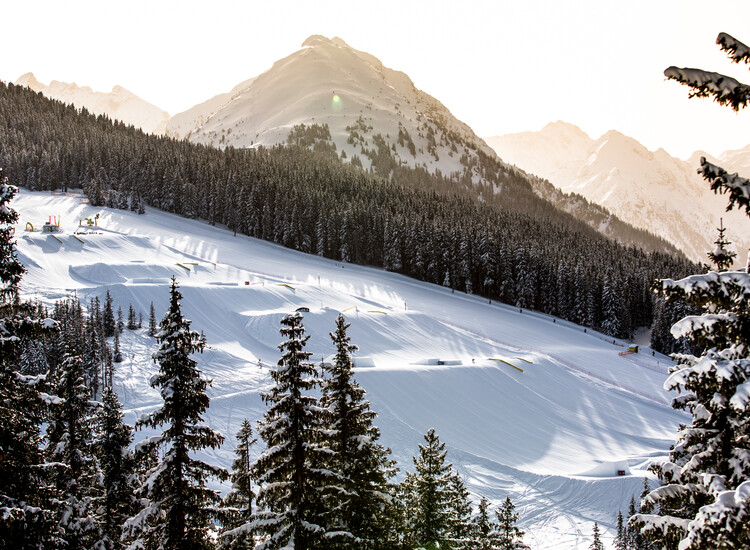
left=486, top=123, right=750, bottom=263
left=15, top=72, right=43, bottom=89
left=13, top=73, right=170, bottom=135
left=166, top=34, right=496, bottom=178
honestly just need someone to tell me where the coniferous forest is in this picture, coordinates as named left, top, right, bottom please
left=0, top=81, right=695, bottom=344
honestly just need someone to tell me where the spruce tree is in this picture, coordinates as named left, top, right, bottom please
left=219, top=419, right=256, bottom=550
left=127, top=303, right=138, bottom=330
left=113, top=328, right=123, bottom=363
left=445, top=472, right=474, bottom=550
left=614, top=510, right=627, bottom=550
left=243, top=312, right=331, bottom=550
left=0, top=168, right=57, bottom=546
left=45, top=352, right=102, bottom=549
left=124, top=278, right=227, bottom=550
left=472, top=496, right=495, bottom=550
left=116, top=306, right=124, bottom=334
left=494, top=496, right=528, bottom=550
left=148, top=301, right=157, bottom=337
left=632, top=31, right=750, bottom=550
left=707, top=218, right=737, bottom=271
left=589, top=522, right=604, bottom=550
left=93, top=387, right=134, bottom=550
left=103, top=291, right=115, bottom=338
left=0, top=170, right=23, bottom=302
left=320, top=314, right=396, bottom=549
left=412, top=428, right=453, bottom=549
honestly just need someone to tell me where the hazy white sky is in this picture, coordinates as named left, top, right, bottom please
left=3, top=0, right=750, bottom=159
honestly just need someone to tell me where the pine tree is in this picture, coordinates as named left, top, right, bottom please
left=319, top=314, right=396, bottom=550
left=589, top=522, right=604, bottom=550
left=243, top=312, right=331, bottom=550
left=45, top=352, right=102, bottom=549
left=494, top=496, right=528, bottom=549
left=412, top=428, right=453, bottom=549
left=148, top=301, right=157, bottom=337
left=93, top=387, right=134, bottom=550
left=632, top=31, right=750, bottom=550
left=124, top=278, right=228, bottom=550
left=219, top=419, right=256, bottom=550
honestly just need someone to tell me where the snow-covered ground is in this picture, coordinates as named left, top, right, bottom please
left=12, top=190, right=687, bottom=549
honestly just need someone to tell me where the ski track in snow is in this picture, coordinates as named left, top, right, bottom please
left=11, top=190, right=687, bottom=549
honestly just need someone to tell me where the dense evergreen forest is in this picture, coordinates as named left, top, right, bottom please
left=0, top=81, right=695, bottom=340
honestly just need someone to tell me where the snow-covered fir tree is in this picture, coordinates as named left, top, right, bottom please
left=614, top=510, right=627, bottom=550
left=494, top=496, right=528, bottom=550
left=127, top=304, right=138, bottom=330
left=445, top=472, right=474, bottom=549
left=93, top=386, right=135, bottom=550
left=472, top=496, right=495, bottom=550
left=103, top=291, right=115, bottom=338
left=410, top=428, right=454, bottom=549
left=589, top=522, right=604, bottom=550
left=242, top=312, right=333, bottom=550
left=0, top=169, right=23, bottom=302
left=148, top=301, right=157, bottom=337
left=124, top=278, right=227, bottom=550
left=319, top=314, right=396, bottom=550
left=707, top=218, right=737, bottom=272
left=44, top=352, right=102, bottom=549
left=219, top=419, right=257, bottom=550
left=632, top=31, right=750, bottom=550
left=0, top=169, right=58, bottom=547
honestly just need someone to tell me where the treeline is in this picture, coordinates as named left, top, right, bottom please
left=0, top=81, right=696, bottom=340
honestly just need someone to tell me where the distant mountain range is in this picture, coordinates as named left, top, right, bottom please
left=486, top=122, right=750, bottom=264
left=14, top=37, right=736, bottom=260
left=15, top=72, right=170, bottom=135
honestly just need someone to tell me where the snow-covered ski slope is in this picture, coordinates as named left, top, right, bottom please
left=12, top=190, right=686, bottom=549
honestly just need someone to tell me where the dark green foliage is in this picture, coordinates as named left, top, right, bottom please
left=94, top=387, right=134, bottom=550
left=103, top=291, right=115, bottom=338
left=634, top=33, right=750, bottom=549
left=0, top=170, right=24, bottom=303
left=614, top=510, right=627, bottom=550
left=494, top=496, right=528, bottom=550
left=127, top=303, right=138, bottom=330
left=45, top=352, right=102, bottom=549
left=320, top=314, right=396, bottom=549
left=148, top=301, right=157, bottom=337
left=411, top=429, right=453, bottom=548
left=219, top=420, right=256, bottom=550
left=590, top=522, right=604, bottom=550
left=0, top=362, right=51, bottom=549
left=125, top=278, right=227, bottom=550
left=707, top=218, right=737, bottom=271
left=247, top=312, right=332, bottom=550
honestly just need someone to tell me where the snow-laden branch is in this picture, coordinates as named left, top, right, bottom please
left=699, top=157, right=750, bottom=215
left=665, top=66, right=750, bottom=111
left=717, top=32, right=750, bottom=66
